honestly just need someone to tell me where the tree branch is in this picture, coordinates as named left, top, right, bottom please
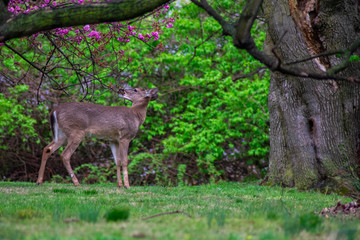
left=187, top=28, right=221, bottom=65
left=142, top=210, right=192, bottom=220
left=234, top=0, right=263, bottom=49
left=192, top=1, right=360, bottom=83
left=327, top=37, right=360, bottom=75
left=0, top=0, right=172, bottom=42
left=3, top=42, right=68, bottom=94
left=232, top=67, right=267, bottom=81
left=190, top=0, right=234, bottom=36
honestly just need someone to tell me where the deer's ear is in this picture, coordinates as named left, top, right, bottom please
left=150, top=88, right=158, bottom=94
left=149, top=88, right=158, bottom=101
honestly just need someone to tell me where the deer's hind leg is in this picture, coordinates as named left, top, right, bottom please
left=61, top=131, right=85, bottom=186
left=110, top=141, right=124, bottom=188
left=119, top=139, right=131, bottom=189
left=36, top=138, right=66, bottom=185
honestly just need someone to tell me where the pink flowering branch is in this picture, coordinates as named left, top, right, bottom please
left=0, top=0, right=178, bottom=99
left=0, top=0, right=172, bottom=42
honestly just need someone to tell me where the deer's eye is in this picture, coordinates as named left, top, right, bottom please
left=134, top=89, right=137, bottom=92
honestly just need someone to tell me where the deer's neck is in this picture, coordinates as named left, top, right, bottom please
left=131, top=99, right=150, bottom=126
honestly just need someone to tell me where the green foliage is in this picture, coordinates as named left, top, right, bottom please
left=177, top=164, right=187, bottom=186
left=349, top=54, right=360, bottom=62
left=0, top=85, right=39, bottom=149
left=74, top=163, right=116, bottom=184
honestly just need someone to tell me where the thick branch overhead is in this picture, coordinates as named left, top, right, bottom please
left=191, top=0, right=360, bottom=83
left=0, top=0, right=171, bottom=42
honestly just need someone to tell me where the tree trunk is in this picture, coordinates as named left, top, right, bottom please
left=264, top=0, right=360, bottom=193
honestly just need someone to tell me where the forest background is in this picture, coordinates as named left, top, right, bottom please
left=0, top=0, right=269, bottom=186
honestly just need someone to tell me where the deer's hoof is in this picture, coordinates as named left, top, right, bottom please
left=36, top=182, right=41, bottom=186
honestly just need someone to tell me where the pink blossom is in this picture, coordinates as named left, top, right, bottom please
left=83, top=25, right=91, bottom=31
left=163, top=5, right=170, bottom=9
left=9, top=7, right=14, bottom=12
left=166, top=23, right=173, bottom=28
left=127, top=25, right=135, bottom=31
left=146, top=33, right=151, bottom=38
left=87, top=31, right=101, bottom=39
left=77, top=37, right=83, bottom=45
left=169, top=17, right=175, bottom=23
left=52, top=2, right=57, bottom=6
left=151, top=31, right=159, bottom=41
left=57, top=29, right=69, bottom=35
left=138, top=33, right=145, bottom=41
left=78, top=0, right=84, bottom=3
left=45, top=0, right=50, bottom=4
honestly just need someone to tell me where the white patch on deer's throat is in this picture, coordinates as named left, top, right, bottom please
left=70, top=173, right=74, bottom=178
left=110, top=143, right=118, bottom=165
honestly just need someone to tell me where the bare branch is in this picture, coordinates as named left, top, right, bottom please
left=232, top=67, right=267, bottom=81
left=187, top=28, right=221, bottom=65
left=45, top=33, right=86, bottom=95
left=37, top=46, right=56, bottom=103
left=191, top=1, right=360, bottom=83
left=328, top=37, right=360, bottom=75
left=234, top=0, right=263, bottom=49
left=3, top=42, right=68, bottom=93
left=190, top=0, right=234, bottom=36
left=142, top=210, right=192, bottom=220
left=284, top=50, right=344, bottom=66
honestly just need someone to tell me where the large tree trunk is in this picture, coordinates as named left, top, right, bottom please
left=264, top=0, right=360, bottom=193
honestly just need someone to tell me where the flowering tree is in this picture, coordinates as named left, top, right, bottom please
left=0, top=0, right=175, bottom=100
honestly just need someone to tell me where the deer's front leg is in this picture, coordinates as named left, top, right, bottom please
left=119, top=139, right=131, bottom=189
left=37, top=139, right=65, bottom=185
left=60, top=134, right=83, bottom=186
left=110, top=142, right=123, bottom=188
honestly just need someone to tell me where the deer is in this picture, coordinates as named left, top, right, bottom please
left=36, top=85, right=159, bottom=189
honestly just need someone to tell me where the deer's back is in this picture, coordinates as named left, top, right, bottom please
left=53, top=102, right=141, bottom=140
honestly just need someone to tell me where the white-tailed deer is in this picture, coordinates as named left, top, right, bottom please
left=36, top=86, right=158, bottom=188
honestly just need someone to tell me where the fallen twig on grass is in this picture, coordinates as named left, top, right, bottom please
left=142, top=210, right=192, bottom=220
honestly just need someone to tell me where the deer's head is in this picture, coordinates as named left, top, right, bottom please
left=119, top=86, right=158, bottom=104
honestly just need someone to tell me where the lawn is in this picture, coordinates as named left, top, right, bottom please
left=0, top=181, right=358, bottom=239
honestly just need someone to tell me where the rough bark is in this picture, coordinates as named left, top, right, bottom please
left=264, top=0, right=360, bottom=193
left=0, top=0, right=171, bottom=42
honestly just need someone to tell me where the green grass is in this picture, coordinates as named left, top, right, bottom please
left=0, top=182, right=358, bottom=239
